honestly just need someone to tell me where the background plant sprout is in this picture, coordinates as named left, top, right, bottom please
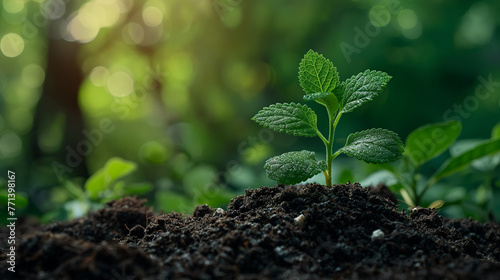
left=48, top=157, right=152, bottom=220
left=375, top=120, right=500, bottom=209
left=252, top=50, right=404, bottom=186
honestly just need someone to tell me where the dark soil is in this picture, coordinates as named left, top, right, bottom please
left=1, top=183, right=499, bottom=279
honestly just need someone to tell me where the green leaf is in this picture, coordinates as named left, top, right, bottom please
left=155, top=192, right=193, bottom=213
left=0, top=193, right=28, bottom=209
left=264, top=150, right=327, bottom=185
left=359, top=170, right=398, bottom=187
left=492, top=122, right=500, bottom=139
left=405, top=120, right=462, bottom=166
left=304, top=92, right=339, bottom=118
left=299, top=50, right=340, bottom=115
left=85, top=157, right=137, bottom=200
left=299, top=49, right=339, bottom=96
left=123, top=183, right=153, bottom=195
left=428, top=200, right=445, bottom=209
left=106, top=157, right=137, bottom=179
left=450, top=139, right=500, bottom=173
left=84, top=172, right=106, bottom=200
left=340, top=70, right=391, bottom=113
left=252, top=103, right=319, bottom=137
left=430, top=138, right=500, bottom=184
left=62, top=178, right=86, bottom=200
left=303, top=92, right=331, bottom=101
left=338, top=128, right=404, bottom=163
left=195, top=191, right=234, bottom=208
left=183, top=165, right=217, bottom=196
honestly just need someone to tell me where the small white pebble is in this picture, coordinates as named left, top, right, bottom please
left=215, top=208, right=225, bottom=215
left=371, top=229, right=385, bottom=241
left=294, top=214, right=306, bottom=228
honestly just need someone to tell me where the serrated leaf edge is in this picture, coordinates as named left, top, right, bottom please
left=340, top=70, right=391, bottom=113
left=340, top=128, right=404, bottom=163
left=264, top=150, right=327, bottom=184
left=251, top=102, right=318, bottom=137
left=298, top=50, right=339, bottom=96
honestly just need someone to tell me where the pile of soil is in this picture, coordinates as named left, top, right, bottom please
left=1, top=183, right=499, bottom=279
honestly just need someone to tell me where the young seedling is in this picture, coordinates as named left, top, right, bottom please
left=252, top=50, right=404, bottom=186
left=54, top=157, right=152, bottom=219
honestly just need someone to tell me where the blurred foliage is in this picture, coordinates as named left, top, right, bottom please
left=361, top=121, right=500, bottom=221
left=0, top=0, right=499, bottom=222
left=40, top=157, right=152, bottom=221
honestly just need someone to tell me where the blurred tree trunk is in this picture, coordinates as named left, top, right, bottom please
left=32, top=36, right=88, bottom=179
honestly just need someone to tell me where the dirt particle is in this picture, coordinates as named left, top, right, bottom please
left=371, top=229, right=385, bottom=241
left=193, top=204, right=214, bottom=218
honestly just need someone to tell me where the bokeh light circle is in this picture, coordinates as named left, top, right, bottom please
left=369, top=5, right=391, bottom=27
left=143, top=6, right=163, bottom=27
left=122, top=23, right=145, bottom=45
left=0, top=132, right=22, bottom=158
left=398, top=9, right=418, bottom=30
left=22, top=64, right=46, bottom=88
left=89, top=66, right=110, bottom=87
left=107, top=71, right=134, bottom=97
left=3, top=0, right=25, bottom=14
left=1, top=33, right=25, bottom=58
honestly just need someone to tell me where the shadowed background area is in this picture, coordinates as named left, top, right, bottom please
left=0, top=0, right=499, bottom=222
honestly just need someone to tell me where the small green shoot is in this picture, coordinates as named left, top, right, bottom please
left=48, top=157, right=152, bottom=220
left=85, top=157, right=139, bottom=200
left=252, top=50, right=404, bottom=186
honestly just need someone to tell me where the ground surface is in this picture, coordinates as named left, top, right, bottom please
left=1, top=183, right=499, bottom=279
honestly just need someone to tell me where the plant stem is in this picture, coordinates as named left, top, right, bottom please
left=415, top=181, right=429, bottom=207
left=325, top=110, right=342, bottom=187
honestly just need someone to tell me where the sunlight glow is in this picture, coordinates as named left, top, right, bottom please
left=123, top=23, right=145, bottom=45
left=66, top=0, right=122, bottom=43
left=1, top=33, right=24, bottom=58
left=22, top=64, right=46, bottom=88
left=89, top=66, right=110, bottom=87
left=68, top=14, right=99, bottom=43
left=107, top=71, right=134, bottom=97
left=79, top=1, right=107, bottom=29
left=398, top=9, right=418, bottom=30
left=3, top=0, right=24, bottom=14
left=143, top=6, right=163, bottom=27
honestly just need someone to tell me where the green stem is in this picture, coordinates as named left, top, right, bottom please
left=316, top=131, right=328, bottom=147
left=325, top=110, right=342, bottom=187
left=416, top=181, right=430, bottom=207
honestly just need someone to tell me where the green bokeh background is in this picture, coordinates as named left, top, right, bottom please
left=0, top=0, right=499, bottom=221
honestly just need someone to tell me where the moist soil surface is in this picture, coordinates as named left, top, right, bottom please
left=1, top=183, right=500, bottom=279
